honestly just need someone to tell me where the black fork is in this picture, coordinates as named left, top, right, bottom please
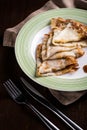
left=3, top=79, right=60, bottom=130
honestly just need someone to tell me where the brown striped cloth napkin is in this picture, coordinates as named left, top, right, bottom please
left=3, top=0, right=87, bottom=105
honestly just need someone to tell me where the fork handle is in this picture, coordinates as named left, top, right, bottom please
left=24, top=102, right=60, bottom=130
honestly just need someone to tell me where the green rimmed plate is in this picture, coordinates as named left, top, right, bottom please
left=15, top=8, right=87, bottom=91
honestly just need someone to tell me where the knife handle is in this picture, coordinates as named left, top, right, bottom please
left=24, top=101, right=60, bottom=130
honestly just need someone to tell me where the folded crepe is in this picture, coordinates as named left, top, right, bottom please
left=36, top=44, right=78, bottom=77
left=48, top=48, right=84, bottom=60
left=41, top=33, right=85, bottom=60
left=54, top=40, right=87, bottom=47
left=51, top=17, right=87, bottom=45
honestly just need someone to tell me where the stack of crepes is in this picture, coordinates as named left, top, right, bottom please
left=36, top=17, right=87, bottom=77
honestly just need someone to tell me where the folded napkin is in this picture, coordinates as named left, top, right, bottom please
left=3, top=0, right=87, bottom=105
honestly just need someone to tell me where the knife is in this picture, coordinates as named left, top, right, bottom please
left=20, top=77, right=83, bottom=130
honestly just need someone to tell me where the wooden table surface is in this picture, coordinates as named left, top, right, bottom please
left=0, top=0, right=87, bottom=130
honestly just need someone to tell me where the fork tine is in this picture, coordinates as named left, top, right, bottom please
left=3, top=82, right=16, bottom=99
left=3, top=79, right=21, bottom=98
left=8, top=79, right=21, bottom=95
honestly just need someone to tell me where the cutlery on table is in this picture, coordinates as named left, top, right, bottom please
left=20, top=77, right=83, bottom=130
left=3, top=79, right=59, bottom=130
